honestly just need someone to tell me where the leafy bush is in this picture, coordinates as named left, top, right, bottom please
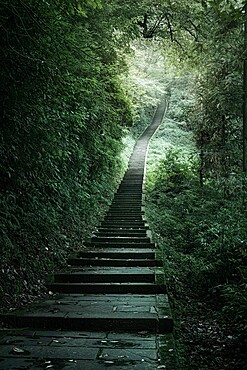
left=146, top=148, right=195, bottom=196
left=145, top=76, right=247, bottom=349
left=0, top=0, right=134, bottom=310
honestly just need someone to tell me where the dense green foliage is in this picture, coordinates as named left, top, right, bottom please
left=146, top=77, right=247, bottom=368
left=142, top=2, right=247, bottom=367
left=0, top=0, right=135, bottom=308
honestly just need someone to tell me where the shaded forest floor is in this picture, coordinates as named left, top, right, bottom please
left=173, top=288, right=246, bottom=369
left=0, top=284, right=47, bottom=324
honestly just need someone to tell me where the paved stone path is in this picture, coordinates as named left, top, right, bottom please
left=0, top=101, right=178, bottom=369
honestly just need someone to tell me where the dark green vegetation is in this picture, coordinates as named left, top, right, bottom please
left=146, top=72, right=247, bottom=369
left=1, top=0, right=246, bottom=368
left=0, top=0, right=137, bottom=310
left=144, top=7, right=247, bottom=366
left=143, top=3, right=247, bottom=368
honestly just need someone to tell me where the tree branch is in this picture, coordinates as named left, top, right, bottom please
left=164, top=13, right=173, bottom=42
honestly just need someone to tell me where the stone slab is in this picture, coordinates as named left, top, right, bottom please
left=58, top=266, right=155, bottom=274
left=46, top=282, right=165, bottom=295
left=68, top=259, right=160, bottom=267
left=0, top=345, right=99, bottom=359
left=0, top=329, right=175, bottom=369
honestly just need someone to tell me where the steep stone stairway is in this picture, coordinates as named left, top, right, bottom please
left=0, top=101, right=178, bottom=369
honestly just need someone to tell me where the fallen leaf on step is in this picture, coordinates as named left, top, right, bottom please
left=12, top=346, right=25, bottom=353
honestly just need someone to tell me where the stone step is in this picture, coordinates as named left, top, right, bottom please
left=85, top=242, right=155, bottom=248
left=106, top=209, right=144, bottom=214
left=104, top=215, right=144, bottom=220
left=107, top=210, right=144, bottom=214
left=46, top=282, right=167, bottom=294
left=68, top=258, right=162, bottom=267
left=117, top=189, right=143, bottom=193
left=103, top=220, right=145, bottom=224
left=115, top=189, right=142, bottom=193
left=99, top=227, right=148, bottom=232
left=113, top=199, right=143, bottom=202
left=111, top=197, right=143, bottom=202
left=113, top=195, right=142, bottom=199
left=97, top=225, right=147, bottom=229
left=54, top=270, right=155, bottom=283
left=111, top=198, right=142, bottom=202
left=97, top=227, right=148, bottom=232
left=111, top=202, right=142, bottom=206
left=107, top=210, right=143, bottom=215
left=116, top=193, right=143, bottom=196
left=121, top=176, right=144, bottom=179
left=122, top=175, right=143, bottom=178
left=100, top=226, right=147, bottom=231
left=95, top=231, right=147, bottom=237
left=109, top=205, right=142, bottom=209
left=117, top=188, right=142, bottom=191
left=2, top=294, right=173, bottom=333
left=111, top=199, right=142, bottom=204
left=121, top=175, right=143, bottom=178
left=77, top=248, right=156, bottom=259
left=104, top=219, right=145, bottom=224
left=118, top=185, right=143, bottom=187
left=90, top=236, right=151, bottom=244
left=121, top=180, right=143, bottom=184
left=0, top=330, right=178, bottom=369
left=100, top=221, right=147, bottom=228
left=118, top=183, right=143, bottom=186
left=110, top=205, right=143, bottom=210
left=95, top=234, right=147, bottom=239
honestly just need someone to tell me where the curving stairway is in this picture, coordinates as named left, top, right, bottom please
left=0, top=101, right=178, bottom=369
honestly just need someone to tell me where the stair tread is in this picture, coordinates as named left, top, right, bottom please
left=78, top=248, right=155, bottom=252
left=56, top=266, right=155, bottom=273
left=5, top=293, right=170, bottom=316
left=2, top=292, right=173, bottom=332
left=49, top=282, right=159, bottom=286
left=69, top=258, right=158, bottom=262
left=68, top=259, right=162, bottom=267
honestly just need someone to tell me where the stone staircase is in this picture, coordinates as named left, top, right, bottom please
left=0, top=101, right=178, bottom=369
